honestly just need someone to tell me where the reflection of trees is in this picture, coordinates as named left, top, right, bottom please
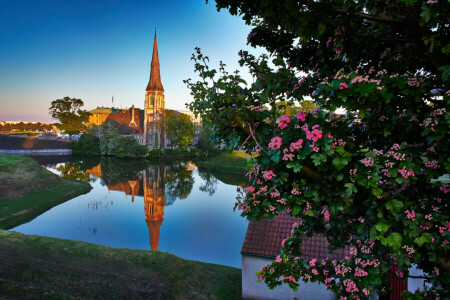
left=198, top=169, right=218, bottom=196
left=165, top=162, right=194, bottom=199
left=56, top=163, right=94, bottom=182
left=98, top=157, right=150, bottom=186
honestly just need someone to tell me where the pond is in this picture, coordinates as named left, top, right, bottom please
left=11, top=156, right=249, bottom=268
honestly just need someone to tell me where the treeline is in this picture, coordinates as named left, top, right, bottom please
left=0, top=122, right=55, bottom=132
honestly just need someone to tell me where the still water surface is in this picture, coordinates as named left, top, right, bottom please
left=12, top=156, right=248, bottom=268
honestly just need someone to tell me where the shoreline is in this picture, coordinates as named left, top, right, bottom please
left=0, top=153, right=242, bottom=299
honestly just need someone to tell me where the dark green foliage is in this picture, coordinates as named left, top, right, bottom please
left=185, top=0, right=449, bottom=298
left=99, top=125, right=148, bottom=158
left=196, top=121, right=219, bottom=158
left=71, top=133, right=100, bottom=154
left=166, top=112, right=196, bottom=149
left=48, top=97, right=90, bottom=138
left=116, top=136, right=148, bottom=158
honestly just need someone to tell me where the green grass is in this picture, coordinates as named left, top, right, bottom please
left=0, top=153, right=92, bottom=229
left=0, top=178, right=92, bottom=230
left=0, top=153, right=243, bottom=299
left=0, top=230, right=242, bottom=300
left=197, top=151, right=251, bottom=174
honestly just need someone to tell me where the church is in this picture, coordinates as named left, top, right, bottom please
left=87, top=31, right=166, bottom=148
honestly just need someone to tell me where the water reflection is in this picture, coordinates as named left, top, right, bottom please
left=80, top=160, right=196, bottom=251
left=19, top=156, right=248, bottom=267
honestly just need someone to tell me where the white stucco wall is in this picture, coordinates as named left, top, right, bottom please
left=242, top=254, right=335, bottom=300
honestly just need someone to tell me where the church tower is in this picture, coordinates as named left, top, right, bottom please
left=144, top=30, right=165, bottom=147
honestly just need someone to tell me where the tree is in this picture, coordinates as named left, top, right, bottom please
left=185, top=1, right=449, bottom=299
left=49, top=97, right=90, bottom=139
left=165, top=110, right=196, bottom=149
left=196, top=120, right=218, bottom=158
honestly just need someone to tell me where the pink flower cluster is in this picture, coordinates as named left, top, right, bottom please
left=354, top=267, right=368, bottom=277
left=321, top=207, right=330, bottom=222
left=269, top=136, right=282, bottom=149
left=289, top=139, right=304, bottom=152
left=278, top=115, right=291, bottom=129
left=332, top=138, right=346, bottom=148
left=405, top=210, right=416, bottom=221
left=385, top=150, right=406, bottom=161
left=425, top=161, right=439, bottom=169
left=295, top=111, right=307, bottom=122
left=262, top=170, right=276, bottom=181
left=339, top=82, right=348, bottom=90
left=304, top=124, right=323, bottom=142
left=398, top=167, right=414, bottom=178
left=343, top=279, right=359, bottom=293
left=282, top=153, right=295, bottom=161
left=360, top=157, right=374, bottom=167
left=401, top=245, right=415, bottom=257
left=283, top=276, right=296, bottom=283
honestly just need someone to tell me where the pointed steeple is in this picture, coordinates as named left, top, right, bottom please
left=146, top=30, right=164, bottom=92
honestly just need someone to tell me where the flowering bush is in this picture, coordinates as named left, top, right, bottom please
left=186, top=0, right=449, bottom=298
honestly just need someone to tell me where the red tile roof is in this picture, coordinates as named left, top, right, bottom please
left=105, top=108, right=144, bottom=135
left=241, top=211, right=348, bottom=260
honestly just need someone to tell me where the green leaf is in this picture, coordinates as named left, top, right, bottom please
left=271, top=151, right=280, bottom=163
left=305, top=210, right=313, bottom=216
left=286, top=162, right=302, bottom=173
left=385, top=199, right=403, bottom=214
left=414, top=233, right=432, bottom=247
left=332, top=157, right=349, bottom=171
left=372, top=188, right=383, bottom=197
left=311, top=153, right=326, bottom=166
left=375, top=222, right=389, bottom=233
left=387, top=232, right=402, bottom=250
left=344, top=183, right=357, bottom=195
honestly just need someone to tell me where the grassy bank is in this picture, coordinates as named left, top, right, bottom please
left=0, top=154, right=92, bottom=230
left=0, top=231, right=241, bottom=299
left=197, top=151, right=251, bottom=174
left=0, top=153, right=242, bottom=299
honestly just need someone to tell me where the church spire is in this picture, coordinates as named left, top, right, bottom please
left=146, top=30, right=164, bottom=92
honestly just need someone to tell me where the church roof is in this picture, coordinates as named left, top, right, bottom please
left=89, top=107, right=113, bottom=114
left=105, top=108, right=144, bottom=135
left=241, top=211, right=349, bottom=260
left=146, top=31, right=164, bottom=92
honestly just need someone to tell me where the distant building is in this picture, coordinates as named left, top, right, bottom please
left=175, top=110, right=202, bottom=127
left=86, top=31, right=166, bottom=147
left=144, top=31, right=166, bottom=148
left=88, top=107, right=115, bottom=126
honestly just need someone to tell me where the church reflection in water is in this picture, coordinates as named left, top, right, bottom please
left=84, top=162, right=196, bottom=251
left=143, top=165, right=166, bottom=251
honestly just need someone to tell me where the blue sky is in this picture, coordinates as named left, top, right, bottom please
left=0, top=0, right=257, bottom=122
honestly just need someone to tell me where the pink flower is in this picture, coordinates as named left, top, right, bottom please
left=262, top=170, right=276, bottom=181
left=309, top=259, right=317, bottom=267
left=278, top=115, right=291, bottom=129
left=295, top=111, right=307, bottom=122
left=289, top=139, right=304, bottom=152
left=269, top=136, right=282, bottom=150
left=304, top=124, right=322, bottom=142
